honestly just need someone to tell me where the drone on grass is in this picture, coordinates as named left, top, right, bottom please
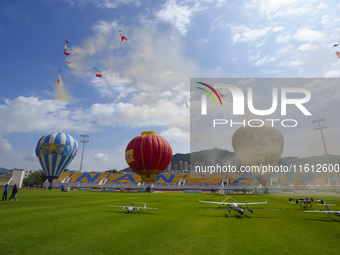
left=109, top=202, right=158, bottom=213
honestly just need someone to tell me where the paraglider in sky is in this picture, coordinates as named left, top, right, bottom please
left=125, top=131, right=172, bottom=183
left=63, top=42, right=71, bottom=55
left=63, top=40, right=71, bottom=55
left=119, top=29, right=128, bottom=41
left=64, top=48, right=70, bottom=55
left=335, top=51, right=340, bottom=59
left=92, top=67, right=102, bottom=77
left=35, top=132, right=78, bottom=183
left=232, top=122, right=284, bottom=168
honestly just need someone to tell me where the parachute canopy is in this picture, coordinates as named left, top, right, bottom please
left=125, top=131, right=172, bottom=183
left=35, top=132, right=78, bottom=183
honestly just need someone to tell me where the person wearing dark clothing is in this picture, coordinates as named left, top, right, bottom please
left=9, top=184, right=18, bottom=201
left=2, top=184, right=9, bottom=201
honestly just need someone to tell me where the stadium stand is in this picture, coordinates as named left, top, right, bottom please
left=154, top=174, right=184, bottom=186
left=95, top=173, right=110, bottom=184
left=106, top=174, right=141, bottom=185
left=67, top=173, right=84, bottom=183
left=8, top=169, right=25, bottom=187
left=184, top=174, right=224, bottom=186
left=313, top=178, right=328, bottom=185
left=228, top=173, right=260, bottom=186
left=55, top=172, right=72, bottom=183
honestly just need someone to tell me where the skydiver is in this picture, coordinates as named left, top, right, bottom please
left=335, top=51, right=340, bottom=59
left=64, top=49, right=70, bottom=55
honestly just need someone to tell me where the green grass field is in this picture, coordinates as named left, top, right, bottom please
left=0, top=189, right=339, bottom=255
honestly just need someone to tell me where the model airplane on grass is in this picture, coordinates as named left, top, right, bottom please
left=288, top=197, right=325, bottom=209
left=109, top=202, right=158, bottom=213
left=199, top=196, right=278, bottom=216
left=305, top=205, right=340, bottom=219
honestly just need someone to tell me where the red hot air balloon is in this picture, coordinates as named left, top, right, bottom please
left=125, top=131, right=172, bottom=183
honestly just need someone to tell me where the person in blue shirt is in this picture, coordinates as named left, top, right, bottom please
left=2, top=184, right=9, bottom=201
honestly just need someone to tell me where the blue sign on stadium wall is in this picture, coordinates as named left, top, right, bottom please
left=155, top=174, right=175, bottom=183
left=75, top=173, right=101, bottom=183
left=111, top=174, right=136, bottom=184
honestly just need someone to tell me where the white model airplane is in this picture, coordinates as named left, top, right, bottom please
left=109, top=202, right=158, bottom=213
left=304, top=205, right=340, bottom=218
left=199, top=196, right=271, bottom=216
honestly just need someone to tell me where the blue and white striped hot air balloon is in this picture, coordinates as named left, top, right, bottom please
left=35, top=133, right=78, bottom=183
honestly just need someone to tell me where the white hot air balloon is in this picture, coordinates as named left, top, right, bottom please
left=232, top=122, right=284, bottom=168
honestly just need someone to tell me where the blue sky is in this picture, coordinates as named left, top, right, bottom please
left=1, top=0, right=340, bottom=172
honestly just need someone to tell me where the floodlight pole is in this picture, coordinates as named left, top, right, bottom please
left=79, top=134, right=90, bottom=173
left=312, top=118, right=334, bottom=184
left=312, top=118, right=328, bottom=155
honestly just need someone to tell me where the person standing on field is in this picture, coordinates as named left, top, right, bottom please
left=2, top=184, right=9, bottom=201
left=9, top=184, right=18, bottom=201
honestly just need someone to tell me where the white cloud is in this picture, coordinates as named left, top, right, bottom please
left=160, top=126, right=190, bottom=153
left=275, top=33, right=292, bottom=43
left=272, top=26, right=284, bottom=32
left=64, top=0, right=140, bottom=8
left=294, top=28, right=325, bottom=42
left=0, top=138, right=12, bottom=154
left=231, top=26, right=271, bottom=43
left=253, top=55, right=276, bottom=66
left=24, top=152, right=36, bottom=162
left=92, top=20, right=119, bottom=34
left=87, top=100, right=189, bottom=128
left=248, top=0, right=321, bottom=19
left=155, top=0, right=204, bottom=35
left=324, top=70, right=340, bottom=78
left=92, top=152, right=109, bottom=161
left=90, top=74, right=135, bottom=100
left=209, top=15, right=228, bottom=32
left=98, top=0, right=141, bottom=8
left=298, top=43, right=318, bottom=51
left=0, top=97, right=91, bottom=136
left=277, top=44, right=294, bottom=54
left=280, top=60, right=303, bottom=67
left=69, top=24, right=196, bottom=105
left=160, top=126, right=189, bottom=142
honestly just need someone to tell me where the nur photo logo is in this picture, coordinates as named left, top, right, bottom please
left=195, top=79, right=312, bottom=128
left=196, top=82, right=222, bottom=115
